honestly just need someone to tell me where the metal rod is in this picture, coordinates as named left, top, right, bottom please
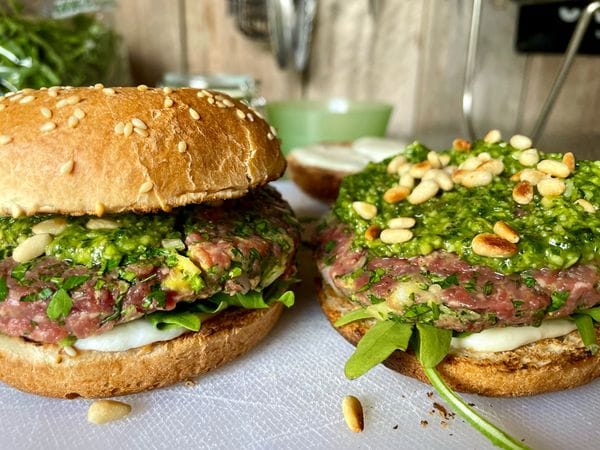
left=462, top=0, right=482, bottom=141
left=531, top=1, right=600, bottom=141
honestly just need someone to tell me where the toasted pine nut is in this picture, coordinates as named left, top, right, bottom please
left=409, top=161, right=432, bottom=179
left=342, top=396, right=364, bottom=433
left=518, top=149, right=540, bottom=167
left=86, top=218, right=120, bottom=230
left=87, top=400, right=132, bottom=425
left=512, top=181, right=534, bottom=205
left=95, top=202, right=105, bottom=217
left=493, top=221, right=519, bottom=243
left=537, top=159, right=570, bottom=178
left=519, top=169, right=546, bottom=186
left=364, top=225, right=381, bottom=241
left=387, top=155, right=407, bottom=174
left=423, top=169, right=453, bottom=191
left=383, top=186, right=411, bottom=204
left=563, top=152, right=575, bottom=172
left=477, top=152, right=492, bottom=162
left=509, top=134, right=532, bottom=150
left=380, top=228, right=413, bottom=244
left=399, top=173, right=415, bottom=189
left=484, top=129, right=501, bottom=144
left=510, top=171, right=523, bottom=182
left=439, top=154, right=451, bottom=167
left=478, top=159, right=504, bottom=176
left=427, top=151, right=442, bottom=169
left=461, top=170, right=493, bottom=188
left=352, top=201, right=377, bottom=220
left=32, top=218, right=67, bottom=235
left=12, top=234, right=52, bottom=263
left=388, top=217, right=416, bottom=229
left=408, top=180, right=439, bottom=204
left=537, top=178, right=565, bottom=197
left=443, top=165, right=456, bottom=175
left=472, top=233, right=517, bottom=258
left=575, top=198, right=596, bottom=213
left=451, top=168, right=468, bottom=184
left=397, top=162, right=412, bottom=176
left=452, top=138, right=471, bottom=151
left=459, top=156, right=482, bottom=171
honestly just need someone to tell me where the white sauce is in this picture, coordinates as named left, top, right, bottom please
left=289, top=137, right=406, bottom=173
left=450, top=319, right=576, bottom=353
left=74, top=319, right=186, bottom=352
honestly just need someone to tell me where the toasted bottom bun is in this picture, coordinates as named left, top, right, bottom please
left=286, top=154, right=349, bottom=203
left=318, top=280, right=600, bottom=397
left=0, top=303, right=283, bottom=398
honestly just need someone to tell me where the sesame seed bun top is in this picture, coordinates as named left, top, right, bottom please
left=0, top=86, right=285, bottom=217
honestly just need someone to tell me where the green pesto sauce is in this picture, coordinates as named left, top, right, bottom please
left=333, top=141, right=600, bottom=274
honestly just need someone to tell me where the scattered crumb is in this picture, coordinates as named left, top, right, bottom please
left=420, top=420, right=428, bottom=428
left=449, top=433, right=454, bottom=436
left=429, top=410, right=435, bottom=416
left=468, top=403, right=475, bottom=407
left=441, top=420, right=448, bottom=428
left=393, top=424, right=398, bottom=430
left=433, top=402, right=449, bottom=419
left=183, top=379, right=196, bottom=387
left=401, top=395, right=405, bottom=398
left=426, top=391, right=434, bottom=398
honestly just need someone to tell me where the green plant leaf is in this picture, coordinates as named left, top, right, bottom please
left=0, top=277, right=7, bottom=301
left=344, top=320, right=413, bottom=380
left=335, top=308, right=374, bottom=327
left=573, top=314, right=599, bottom=354
left=46, top=288, right=72, bottom=321
left=576, top=306, right=600, bottom=323
left=415, top=323, right=452, bottom=368
left=146, top=311, right=201, bottom=331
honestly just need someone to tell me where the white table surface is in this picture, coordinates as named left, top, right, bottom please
left=1, top=180, right=599, bottom=450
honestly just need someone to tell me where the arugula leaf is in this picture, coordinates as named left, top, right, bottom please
left=345, top=321, right=413, bottom=380
left=10, top=263, right=30, bottom=283
left=214, top=291, right=269, bottom=309
left=573, top=314, right=598, bottom=354
left=146, top=311, right=201, bottom=331
left=277, top=291, right=295, bottom=307
left=46, top=289, right=72, bottom=321
left=58, top=335, right=77, bottom=347
left=415, top=323, right=452, bottom=368
left=577, top=306, right=600, bottom=322
left=62, top=275, right=90, bottom=291
left=439, top=273, right=459, bottom=289
left=335, top=309, right=376, bottom=327
left=424, top=367, right=530, bottom=450
left=0, top=278, right=7, bottom=301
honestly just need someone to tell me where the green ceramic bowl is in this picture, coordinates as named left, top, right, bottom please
left=266, top=99, right=393, bottom=154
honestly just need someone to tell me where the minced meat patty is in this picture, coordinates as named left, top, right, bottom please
left=0, top=187, right=299, bottom=344
left=317, top=221, right=600, bottom=333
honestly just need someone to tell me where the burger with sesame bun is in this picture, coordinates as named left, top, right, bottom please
left=316, top=133, right=600, bottom=446
left=0, top=85, right=299, bottom=398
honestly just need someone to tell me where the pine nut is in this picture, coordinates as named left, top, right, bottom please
left=12, top=234, right=52, bottom=263
left=423, top=169, right=453, bottom=191
left=388, top=217, right=416, bottom=229
left=409, top=161, right=432, bottom=179
left=86, top=218, right=119, bottom=230
left=387, top=155, right=407, bottom=174
left=575, top=198, right=596, bottom=213
left=342, top=396, right=364, bottom=433
left=380, top=228, right=413, bottom=244
left=131, top=118, right=147, bottom=129
left=461, top=170, right=493, bottom=188
left=563, top=152, right=575, bottom=172
left=0, top=135, right=12, bottom=145
left=114, top=122, right=125, bottom=135
left=472, top=233, right=517, bottom=258
left=139, top=181, right=154, bottom=193
left=439, top=154, right=451, bottom=167
left=408, top=180, right=439, bottom=204
left=493, top=221, right=519, bottom=243
left=537, top=178, right=565, bottom=197
left=477, top=152, right=492, bottom=162
left=399, top=173, right=415, bottom=189
left=452, top=138, right=471, bottom=151
left=509, top=134, right=532, bottom=150
left=513, top=181, right=534, bottom=204
left=364, top=224, right=381, bottom=241
left=397, top=162, right=412, bottom=176
left=537, top=159, right=570, bottom=178
left=444, top=165, right=457, bottom=175
left=383, top=186, right=411, bottom=204
left=32, top=218, right=67, bottom=235
left=484, top=129, right=501, bottom=144
left=518, top=149, right=539, bottom=167
left=123, top=122, right=133, bottom=137
left=352, top=201, right=377, bottom=220
left=459, top=156, right=482, bottom=171
left=519, top=169, right=546, bottom=186
left=478, top=159, right=504, bottom=176
left=427, top=151, right=442, bottom=169
left=87, top=400, right=132, bottom=425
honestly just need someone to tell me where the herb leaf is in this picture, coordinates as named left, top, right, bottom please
left=335, top=309, right=376, bottom=327
left=577, top=306, right=600, bottom=322
left=46, top=289, right=72, bottom=321
left=146, top=311, right=201, bottom=331
left=344, top=320, right=413, bottom=380
left=439, top=273, right=459, bottom=289
left=62, top=275, right=90, bottom=291
left=573, top=314, right=598, bottom=354
left=549, top=290, right=569, bottom=312
left=0, top=278, right=7, bottom=301
left=415, top=323, right=452, bottom=368
left=423, top=367, right=530, bottom=450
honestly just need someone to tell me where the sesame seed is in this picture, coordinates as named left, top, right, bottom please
left=40, top=87, right=48, bottom=91
left=253, top=109, right=263, bottom=119
left=247, top=113, right=254, bottom=122
left=40, top=122, right=57, bottom=132
left=177, top=141, right=187, bottom=153
left=63, top=346, right=77, bottom=357
left=48, top=90, right=58, bottom=98
left=19, top=95, right=34, bottom=104
left=114, top=122, right=125, bottom=134
left=11, top=204, right=24, bottom=219
left=95, top=202, right=105, bottom=217
left=235, top=108, right=246, bottom=119
left=60, top=160, right=74, bottom=175
left=73, top=108, right=85, bottom=119
left=21, top=88, right=34, bottom=94
left=131, top=118, right=147, bottom=129
left=189, top=108, right=200, bottom=120
left=222, top=99, right=234, bottom=107
left=94, top=83, right=104, bottom=89
left=0, top=135, right=12, bottom=145
left=123, top=122, right=133, bottom=137
left=267, top=132, right=274, bottom=140
left=0, top=104, right=6, bottom=112
left=139, top=181, right=154, bottom=193
left=67, top=116, right=79, bottom=128
left=40, top=107, right=52, bottom=118
left=67, top=95, right=80, bottom=105
left=9, top=94, right=23, bottom=102
left=196, top=91, right=207, bottom=97
left=164, top=97, right=174, bottom=108
left=48, top=86, right=60, bottom=92
left=207, top=97, right=215, bottom=105
left=269, top=126, right=278, bottom=137
left=214, top=94, right=224, bottom=101
left=216, top=101, right=226, bottom=108
left=134, top=127, right=149, bottom=137
left=137, top=84, right=148, bottom=91
left=102, top=88, right=115, bottom=96
left=56, top=99, right=69, bottom=109
left=4, top=92, right=15, bottom=98
left=163, top=87, right=173, bottom=94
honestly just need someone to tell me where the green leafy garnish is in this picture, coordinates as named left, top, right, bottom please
left=573, top=314, right=598, bottom=354
left=439, top=273, right=459, bottom=289
left=414, top=323, right=451, bottom=368
left=58, top=335, right=76, bottom=347
left=62, top=275, right=90, bottom=290
left=146, top=311, right=201, bottom=331
left=577, top=306, right=600, bottom=322
left=344, top=320, right=413, bottom=379
left=483, top=281, right=494, bottom=296
left=549, top=291, right=569, bottom=312
left=46, top=288, right=72, bottom=321
left=0, top=278, right=7, bottom=301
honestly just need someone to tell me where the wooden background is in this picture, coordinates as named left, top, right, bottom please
left=115, top=0, right=599, bottom=157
